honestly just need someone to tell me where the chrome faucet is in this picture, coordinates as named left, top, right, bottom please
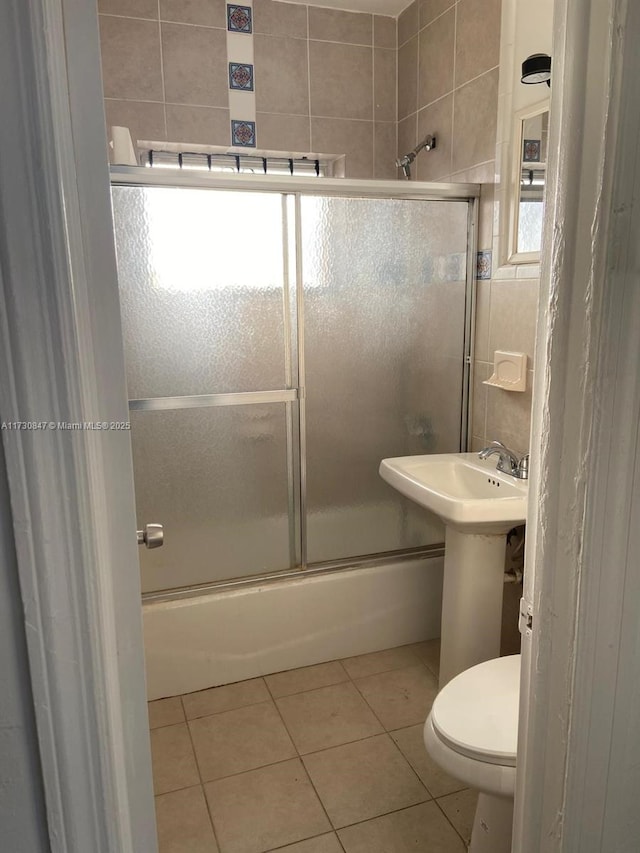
left=478, top=441, right=529, bottom=480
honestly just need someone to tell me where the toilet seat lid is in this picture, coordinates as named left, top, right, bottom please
left=431, top=655, right=520, bottom=767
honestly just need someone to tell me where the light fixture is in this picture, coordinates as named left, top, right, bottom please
left=521, top=54, right=551, bottom=86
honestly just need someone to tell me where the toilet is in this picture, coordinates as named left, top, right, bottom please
left=424, top=654, right=520, bottom=853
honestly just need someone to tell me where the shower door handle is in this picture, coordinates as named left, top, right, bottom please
left=137, top=523, right=164, bottom=549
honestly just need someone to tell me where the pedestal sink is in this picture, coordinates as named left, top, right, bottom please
left=379, top=453, right=527, bottom=686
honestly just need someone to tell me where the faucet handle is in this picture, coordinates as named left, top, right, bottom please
left=516, top=453, right=530, bottom=480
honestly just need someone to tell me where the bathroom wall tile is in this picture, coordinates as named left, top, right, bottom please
left=165, top=105, right=230, bottom=144
left=182, top=677, right=270, bottom=719
left=471, top=435, right=486, bottom=452
left=266, top=661, right=349, bottom=698
left=419, top=0, right=454, bottom=29
left=231, top=119, right=256, bottom=147
left=437, top=789, right=479, bottom=846
left=311, top=118, right=373, bottom=178
left=408, top=638, right=440, bottom=676
left=390, top=725, right=465, bottom=797
left=99, top=15, right=163, bottom=101
left=474, top=280, right=491, bottom=362
left=276, top=681, right=383, bottom=754
left=477, top=249, right=492, bottom=280
left=253, top=0, right=308, bottom=38
left=373, top=15, right=396, bottom=49
left=488, top=278, right=539, bottom=361
left=309, top=42, right=373, bottom=121
left=104, top=99, right=167, bottom=148
left=374, top=122, right=398, bottom=179
left=150, top=723, right=200, bottom=795
left=155, top=786, right=220, bottom=853
left=354, top=665, right=439, bottom=729
left=309, top=7, right=372, bottom=45
left=302, top=734, right=429, bottom=828
left=189, top=700, right=296, bottom=781
left=161, top=23, right=228, bottom=107
left=398, top=113, right=418, bottom=162
left=450, top=159, right=496, bottom=184
left=417, top=9, right=455, bottom=110
left=228, top=4, right=253, bottom=33
left=478, top=182, right=496, bottom=250
left=256, top=112, right=311, bottom=151
left=415, top=94, right=453, bottom=181
left=160, top=0, right=226, bottom=27
left=98, top=0, right=158, bottom=18
left=338, top=801, right=466, bottom=853
left=254, top=34, right=310, bottom=115
left=398, top=0, right=419, bottom=47
left=397, top=35, right=418, bottom=120
left=341, top=645, right=421, bottom=680
left=374, top=48, right=396, bottom=122
left=455, top=0, right=501, bottom=88
left=485, top=379, right=533, bottom=455
left=471, top=360, right=490, bottom=441
left=274, top=835, right=344, bottom=853
left=205, top=759, right=330, bottom=853
left=148, top=696, right=185, bottom=729
left=452, top=68, right=499, bottom=173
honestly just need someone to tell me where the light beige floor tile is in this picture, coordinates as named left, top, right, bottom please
left=155, top=785, right=219, bottom=853
left=189, top=701, right=296, bottom=782
left=354, top=665, right=439, bottom=730
left=341, top=645, right=421, bottom=680
left=409, top=638, right=441, bottom=677
left=205, top=758, right=331, bottom=853
left=149, top=696, right=185, bottom=729
left=390, top=724, right=465, bottom=798
left=302, top=734, right=429, bottom=828
left=151, top=723, right=200, bottom=795
left=276, top=682, right=383, bottom=755
left=183, top=678, right=270, bottom=720
left=267, top=833, right=343, bottom=852
left=338, top=801, right=466, bottom=852
left=266, top=662, right=349, bottom=699
left=437, top=789, right=479, bottom=845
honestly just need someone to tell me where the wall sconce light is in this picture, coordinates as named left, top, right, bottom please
left=521, top=54, right=551, bottom=86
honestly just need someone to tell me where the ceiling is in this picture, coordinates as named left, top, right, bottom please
left=282, top=0, right=412, bottom=18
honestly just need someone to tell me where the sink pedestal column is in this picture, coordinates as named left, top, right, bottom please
left=439, top=527, right=507, bottom=687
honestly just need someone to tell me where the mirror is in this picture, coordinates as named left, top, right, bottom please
left=512, top=107, right=548, bottom=259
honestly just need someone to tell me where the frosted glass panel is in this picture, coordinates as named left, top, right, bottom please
left=112, top=186, right=286, bottom=398
left=132, top=405, right=291, bottom=593
left=301, top=196, right=469, bottom=563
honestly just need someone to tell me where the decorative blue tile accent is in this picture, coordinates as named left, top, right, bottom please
left=229, top=62, right=254, bottom=91
left=231, top=120, right=256, bottom=147
left=523, top=139, right=541, bottom=162
left=477, top=250, right=492, bottom=280
left=227, top=4, right=252, bottom=33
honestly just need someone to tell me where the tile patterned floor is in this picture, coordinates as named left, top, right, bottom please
left=149, top=640, right=478, bottom=853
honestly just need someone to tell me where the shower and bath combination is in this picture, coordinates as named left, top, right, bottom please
left=396, top=134, right=437, bottom=179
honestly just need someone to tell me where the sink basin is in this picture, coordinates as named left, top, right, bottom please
left=379, top=452, right=527, bottom=533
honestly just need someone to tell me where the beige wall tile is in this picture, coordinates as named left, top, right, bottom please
left=474, top=279, right=491, bottom=361
left=455, top=0, right=501, bottom=87
left=338, top=801, right=466, bottom=852
left=165, top=105, right=230, bottom=144
left=451, top=160, right=495, bottom=183
left=452, top=68, right=499, bottom=173
left=373, top=15, right=396, bottom=49
left=266, top=661, right=349, bottom=698
left=99, top=15, right=163, bottom=101
left=353, top=665, right=439, bottom=729
left=485, top=378, right=533, bottom=454
left=437, top=789, right=479, bottom=846
left=302, top=734, right=429, bottom=828
left=189, top=701, right=296, bottom=781
left=309, top=7, right=372, bottom=45
left=160, top=0, right=226, bottom=27
left=98, top=0, right=157, bottom=17
left=488, top=278, right=539, bottom=361
left=311, top=118, right=373, bottom=178
left=374, top=122, right=397, bottom=179
left=254, top=0, right=308, bottom=38
left=471, top=360, right=490, bottom=440
left=390, top=725, right=465, bottom=797
left=150, top=723, right=200, bottom=795
left=104, top=99, right=166, bottom=148
left=398, top=113, right=417, bottom=159
left=155, top=786, right=219, bottom=853
left=254, top=34, right=310, bottom=115
left=256, top=112, right=311, bottom=152
left=419, top=0, right=455, bottom=29
left=161, top=23, right=228, bottom=107
left=205, top=759, right=331, bottom=853
left=478, top=182, right=496, bottom=249
left=182, top=677, right=270, bottom=719
left=398, top=0, right=419, bottom=47
left=309, top=42, right=373, bottom=121
left=416, top=94, right=453, bottom=180
left=397, top=35, right=418, bottom=120
left=341, top=645, right=421, bottom=680
left=148, top=696, right=184, bottom=729
left=374, top=48, right=396, bottom=121
left=417, top=8, right=455, bottom=110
